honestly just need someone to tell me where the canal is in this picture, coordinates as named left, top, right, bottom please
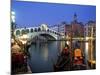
left=27, top=41, right=66, bottom=73
left=27, top=40, right=96, bottom=73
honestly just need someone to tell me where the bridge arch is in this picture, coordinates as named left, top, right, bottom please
left=29, top=31, right=58, bottom=40
left=39, top=33, right=56, bottom=40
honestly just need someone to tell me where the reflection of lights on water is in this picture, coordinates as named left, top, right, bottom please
left=85, top=42, right=88, bottom=51
left=85, top=42, right=89, bottom=59
left=86, top=37, right=89, bottom=41
left=66, top=41, right=70, bottom=45
left=42, top=45, right=48, bottom=61
left=85, top=37, right=94, bottom=41
left=60, top=41, right=63, bottom=52
left=66, top=35, right=69, bottom=39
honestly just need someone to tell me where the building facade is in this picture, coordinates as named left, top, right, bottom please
left=84, top=21, right=96, bottom=38
left=71, top=14, right=84, bottom=38
left=84, top=21, right=96, bottom=61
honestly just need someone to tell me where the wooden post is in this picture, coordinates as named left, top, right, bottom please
left=90, top=26, right=94, bottom=68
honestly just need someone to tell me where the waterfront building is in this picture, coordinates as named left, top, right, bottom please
left=71, top=13, right=84, bottom=38
left=84, top=21, right=96, bottom=64
left=84, top=21, right=96, bottom=37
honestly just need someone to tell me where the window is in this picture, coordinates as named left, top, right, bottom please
left=16, top=30, right=20, bottom=35
left=26, top=29, right=29, bottom=33
left=34, top=28, right=37, bottom=32
left=21, top=29, right=26, bottom=34
left=38, top=27, right=41, bottom=31
left=30, top=28, right=33, bottom=32
left=47, top=29, right=49, bottom=32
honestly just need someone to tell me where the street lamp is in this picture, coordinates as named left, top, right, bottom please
left=11, top=11, right=15, bottom=23
left=11, top=11, right=16, bottom=39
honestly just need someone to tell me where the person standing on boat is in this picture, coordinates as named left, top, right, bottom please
left=61, top=44, right=70, bottom=56
left=54, top=44, right=72, bottom=71
left=60, top=44, right=71, bottom=70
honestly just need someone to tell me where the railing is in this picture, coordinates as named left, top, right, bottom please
left=15, top=28, right=61, bottom=36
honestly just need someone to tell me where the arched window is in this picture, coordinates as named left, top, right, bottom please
left=52, top=31, right=54, bottom=33
left=30, top=28, right=33, bottom=33
left=26, top=29, right=29, bottom=33
left=49, top=30, right=51, bottom=32
left=38, top=27, right=41, bottom=31
left=47, top=29, right=49, bottom=32
left=34, top=28, right=37, bottom=32
left=21, top=29, right=26, bottom=35
left=16, top=30, right=20, bottom=35
left=55, top=32, right=57, bottom=34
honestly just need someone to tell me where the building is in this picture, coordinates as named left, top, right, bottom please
left=49, top=24, right=59, bottom=32
left=59, top=22, right=66, bottom=36
left=84, top=21, right=96, bottom=62
left=71, top=13, right=84, bottom=37
left=65, top=24, right=72, bottom=36
left=84, top=21, right=96, bottom=38
left=58, top=22, right=71, bottom=36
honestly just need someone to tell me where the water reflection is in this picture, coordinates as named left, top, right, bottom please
left=28, top=41, right=60, bottom=73
left=27, top=40, right=96, bottom=73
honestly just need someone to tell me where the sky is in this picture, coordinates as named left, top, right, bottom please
left=11, top=0, right=96, bottom=28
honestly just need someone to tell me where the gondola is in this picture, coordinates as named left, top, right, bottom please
left=72, top=48, right=87, bottom=70
left=54, top=46, right=72, bottom=71
left=54, top=47, right=87, bottom=71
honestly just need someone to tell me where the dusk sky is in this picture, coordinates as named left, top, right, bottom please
left=11, top=0, right=96, bottom=28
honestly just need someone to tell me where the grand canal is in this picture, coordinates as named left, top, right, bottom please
left=27, top=40, right=95, bottom=73
left=27, top=41, right=62, bottom=73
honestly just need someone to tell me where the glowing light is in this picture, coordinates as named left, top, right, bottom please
left=12, top=11, right=15, bottom=15
left=86, top=37, right=89, bottom=41
left=85, top=42, right=89, bottom=59
left=85, top=42, right=88, bottom=51
left=19, top=34, right=29, bottom=45
left=11, top=11, right=15, bottom=22
left=22, top=34, right=28, bottom=39
left=66, top=41, right=70, bottom=45
left=11, top=11, right=15, bottom=23
left=11, top=39, right=14, bottom=43
left=12, top=15, right=15, bottom=22
left=21, top=40, right=27, bottom=44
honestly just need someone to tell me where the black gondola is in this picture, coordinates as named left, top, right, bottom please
left=54, top=46, right=72, bottom=71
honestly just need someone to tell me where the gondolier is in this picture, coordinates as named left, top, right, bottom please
left=54, top=44, right=71, bottom=71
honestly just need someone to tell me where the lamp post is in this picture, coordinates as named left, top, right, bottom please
left=11, top=11, right=16, bottom=39
left=11, top=11, right=15, bottom=23
left=90, top=26, right=94, bottom=68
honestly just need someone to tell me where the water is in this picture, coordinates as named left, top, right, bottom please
left=27, top=40, right=96, bottom=73
left=28, top=41, right=65, bottom=73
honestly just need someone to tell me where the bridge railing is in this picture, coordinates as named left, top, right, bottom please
left=15, top=28, right=62, bottom=36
